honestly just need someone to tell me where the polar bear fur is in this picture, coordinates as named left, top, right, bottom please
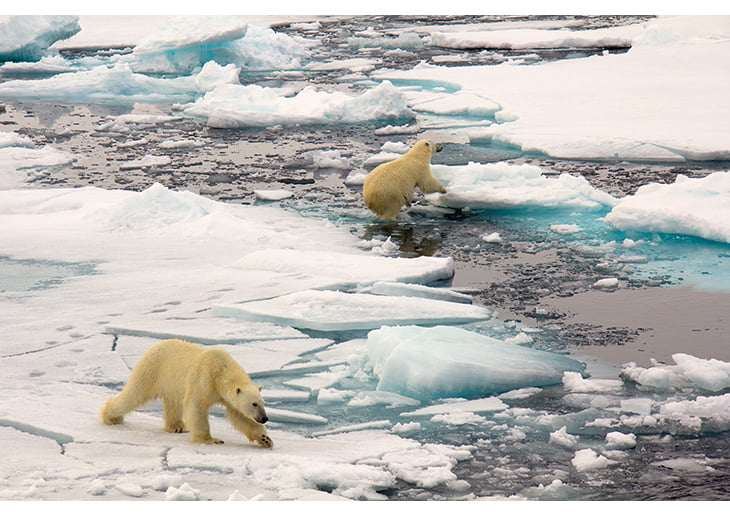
left=100, top=339, right=272, bottom=447
left=363, top=139, right=446, bottom=220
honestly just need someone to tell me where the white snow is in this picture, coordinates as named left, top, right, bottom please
left=604, top=172, right=730, bottom=244
left=623, top=354, right=730, bottom=393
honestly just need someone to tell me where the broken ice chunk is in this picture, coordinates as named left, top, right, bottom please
left=368, top=326, right=585, bottom=400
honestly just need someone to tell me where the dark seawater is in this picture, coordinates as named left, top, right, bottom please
left=2, top=15, right=729, bottom=501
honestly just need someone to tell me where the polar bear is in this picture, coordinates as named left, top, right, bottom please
left=100, top=339, right=273, bottom=447
left=363, top=139, right=446, bottom=220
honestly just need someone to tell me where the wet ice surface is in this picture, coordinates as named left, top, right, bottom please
left=1, top=15, right=730, bottom=501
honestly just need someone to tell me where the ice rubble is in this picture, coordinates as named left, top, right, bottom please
left=0, top=15, right=80, bottom=62
left=604, top=172, right=730, bottom=245
left=429, top=162, right=618, bottom=210
left=378, top=16, right=730, bottom=162
left=367, top=326, right=585, bottom=401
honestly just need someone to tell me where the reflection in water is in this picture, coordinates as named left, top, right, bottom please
left=362, top=221, right=443, bottom=257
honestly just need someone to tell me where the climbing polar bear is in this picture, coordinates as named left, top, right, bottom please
left=363, top=139, right=446, bottom=220
left=100, top=339, right=273, bottom=447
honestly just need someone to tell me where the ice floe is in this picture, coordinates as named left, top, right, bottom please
left=0, top=15, right=80, bottom=62
left=378, top=16, right=730, bottom=162
left=0, top=61, right=239, bottom=104
left=213, top=290, right=491, bottom=332
left=604, top=172, right=730, bottom=244
left=428, top=162, right=618, bottom=210
left=0, top=132, right=74, bottom=189
left=367, top=326, right=585, bottom=400
left=183, top=79, right=414, bottom=128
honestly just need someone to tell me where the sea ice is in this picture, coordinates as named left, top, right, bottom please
left=0, top=133, right=74, bottom=189
left=378, top=17, right=730, bottom=162
left=428, top=162, right=618, bottom=210
left=368, top=326, right=585, bottom=400
left=127, top=20, right=307, bottom=75
left=604, top=172, right=730, bottom=244
left=0, top=61, right=239, bottom=105
left=0, top=15, right=80, bottom=62
left=213, top=289, right=492, bottom=332
left=622, top=353, right=730, bottom=392
left=183, top=80, right=414, bottom=128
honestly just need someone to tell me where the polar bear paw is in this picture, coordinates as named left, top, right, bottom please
left=257, top=434, right=273, bottom=448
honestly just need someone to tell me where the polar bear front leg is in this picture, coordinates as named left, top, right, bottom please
left=184, top=397, right=223, bottom=444
left=163, top=398, right=187, bottom=434
left=225, top=406, right=273, bottom=448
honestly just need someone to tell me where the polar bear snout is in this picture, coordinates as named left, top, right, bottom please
left=254, top=408, right=268, bottom=424
left=434, top=143, right=443, bottom=152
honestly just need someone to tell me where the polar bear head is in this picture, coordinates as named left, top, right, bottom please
left=407, top=140, right=443, bottom=160
left=234, top=384, right=269, bottom=424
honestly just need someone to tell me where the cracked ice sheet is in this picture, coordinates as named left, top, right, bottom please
left=378, top=16, right=730, bottom=162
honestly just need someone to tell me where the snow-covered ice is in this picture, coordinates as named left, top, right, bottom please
left=379, top=16, right=730, bottom=162
left=605, top=172, right=730, bottom=244
left=429, top=162, right=618, bottom=210
left=183, top=80, right=414, bottom=128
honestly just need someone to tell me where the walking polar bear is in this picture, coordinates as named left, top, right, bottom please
left=363, top=139, right=446, bottom=221
left=100, top=339, right=273, bottom=447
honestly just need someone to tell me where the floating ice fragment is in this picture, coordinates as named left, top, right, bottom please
left=430, top=162, right=618, bottom=210
left=481, top=232, right=502, bottom=243
left=429, top=25, right=641, bottom=50
left=549, top=426, right=579, bottom=449
left=348, top=391, right=421, bottom=409
left=165, top=482, right=199, bottom=501
left=605, top=172, right=730, bottom=244
left=0, top=15, right=80, bottom=62
left=605, top=431, right=636, bottom=449
left=550, top=224, right=583, bottom=235
left=562, top=371, right=623, bottom=393
left=254, top=189, right=294, bottom=201
left=592, top=278, right=619, bottom=290
left=119, top=155, right=171, bottom=170
left=358, top=281, right=473, bottom=304
left=371, top=326, right=584, bottom=401
left=571, top=449, right=614, bottom=472
left=621, top=354, right=730, bottom=392
left=266, top=407, right=327, bottom=425
left=214, top=290, right=491, bottom=332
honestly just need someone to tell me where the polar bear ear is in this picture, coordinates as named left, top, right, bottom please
left=257, top=385, right=263, bottom=392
